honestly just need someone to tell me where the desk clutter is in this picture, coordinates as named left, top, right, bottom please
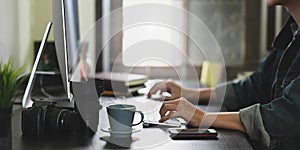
left=95, top=72, right=148, bottom=97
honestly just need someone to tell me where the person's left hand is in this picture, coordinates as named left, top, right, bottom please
left=159, top=97, right=204, bottom=127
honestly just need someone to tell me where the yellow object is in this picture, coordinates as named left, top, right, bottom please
left=200, top=61, right=221, bottom=87
left=236, top=71, right=253, bottom=80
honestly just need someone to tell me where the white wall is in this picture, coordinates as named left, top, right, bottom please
left=0, top=0, right=52, bottom=70
left=0, top=0, right=18, bottom=64
left=18, top=0, right=31, bottom=70
left=0, top=0, right=95, bottom=71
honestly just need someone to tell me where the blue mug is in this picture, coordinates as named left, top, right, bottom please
left=107, top=104, right=144, bottom=137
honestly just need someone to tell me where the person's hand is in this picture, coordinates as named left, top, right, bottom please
left=159, top=97, right=204, bottom=127
left=147, top=80, right=184, bottom=100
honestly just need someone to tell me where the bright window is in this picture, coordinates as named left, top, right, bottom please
left=122, top=0, right=185, bottom=67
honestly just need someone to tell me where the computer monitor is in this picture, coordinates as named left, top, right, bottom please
left=22, top=0, right=80, bottom=108
left=53, top=0, right=80, bottom=101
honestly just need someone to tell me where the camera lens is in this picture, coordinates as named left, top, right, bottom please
left=45, top=105, right=85, bottom=135
left=59, top=111, right=85, bottom=134
left=45, top=106, right=64, bottom=133
left=22, top=106, right=46, bottom=135
left=22, top=104, right=86, bottom=135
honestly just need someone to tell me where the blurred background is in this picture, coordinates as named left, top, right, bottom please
left=0, top=0, right=290, bottom=81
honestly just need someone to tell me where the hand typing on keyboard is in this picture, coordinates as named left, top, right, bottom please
left=158, top=97, right=203, bottom=127
left=145, top=80, right=204, bottom=127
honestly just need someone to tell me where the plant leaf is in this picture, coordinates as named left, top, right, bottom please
left=0, top=59, right=25, bottom=107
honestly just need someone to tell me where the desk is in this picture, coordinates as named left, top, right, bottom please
left=11, top=96, right=253, bottom=150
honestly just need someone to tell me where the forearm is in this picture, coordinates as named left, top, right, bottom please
left=202, top=112, right=246, bottom=132
left=191, top=109, right=246, bottom=132
left=183, top=87, right=216, bottom=103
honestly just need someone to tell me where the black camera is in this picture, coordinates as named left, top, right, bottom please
left=22, top=104, right=86, bottom=136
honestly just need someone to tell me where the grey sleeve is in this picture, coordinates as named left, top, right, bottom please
left=240, top=104, right=270, bottom=149
left=215, top=81, right=239, bottom=110
left=216, top=82, right=271, bottom=148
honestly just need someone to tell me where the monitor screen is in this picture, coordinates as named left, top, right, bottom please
left=53, top=0, right=80, bottom=101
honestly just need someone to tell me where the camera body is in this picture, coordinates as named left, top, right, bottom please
left=22, top=103, right=86, bottom=136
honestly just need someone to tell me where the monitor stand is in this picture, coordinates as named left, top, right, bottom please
left=22, top=21, right=73, bottom=109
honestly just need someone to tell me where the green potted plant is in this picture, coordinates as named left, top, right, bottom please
left=0, top=60, right=25, bottom=137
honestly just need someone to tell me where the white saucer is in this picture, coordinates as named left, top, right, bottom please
left=101, top=128, right=141, bottom=138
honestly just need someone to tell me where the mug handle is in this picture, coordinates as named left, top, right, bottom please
left=132, top=111, right=144, bottom=126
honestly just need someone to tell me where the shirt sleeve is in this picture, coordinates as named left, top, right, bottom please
left=239, top=76, right=300, bottom=149
left=239, top=104, right=270, bottom=148
left=215, top=82, right=271, bottom=148
left=259, top=76, right=300, bottom=138
left=214, top=81, right=239, bottom=110
left=215, top=48, right=283, bottom=111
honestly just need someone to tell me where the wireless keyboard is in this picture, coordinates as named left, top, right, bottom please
left=143, top=118, right=181, bottom=128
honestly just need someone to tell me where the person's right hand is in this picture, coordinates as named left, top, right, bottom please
left=159, top=97, right=203, bottom=127
left=147, top=80, right=184, bottom=100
